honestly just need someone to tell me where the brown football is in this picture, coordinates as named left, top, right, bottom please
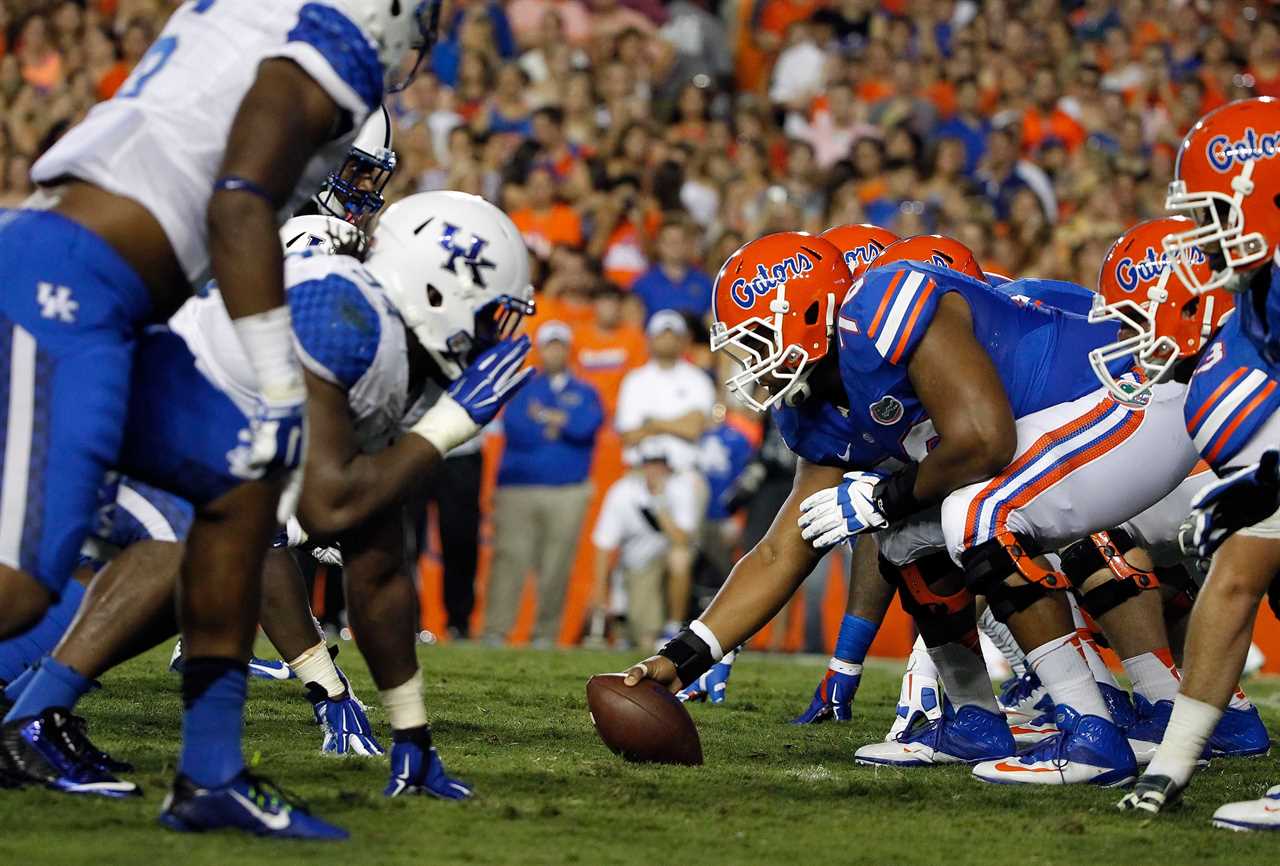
left=585, top=674, right=703, bottom=766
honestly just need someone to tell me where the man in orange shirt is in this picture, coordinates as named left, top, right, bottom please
left=510, top=164, right=583, bottom=262
left=1022, top=67, right=1086, bottom=154
left=572, top=283, right=647, bottom=417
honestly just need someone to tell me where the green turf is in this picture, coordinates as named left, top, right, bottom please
left=3, top=644, right=1279, bottom=865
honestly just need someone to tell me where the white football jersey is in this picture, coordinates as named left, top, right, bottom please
left=169, top=251, right=440, bottom=453
left=32, top=0, right=383, bottom=285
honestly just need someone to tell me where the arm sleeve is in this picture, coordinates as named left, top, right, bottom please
left=265, top=3, right=383, bottom=118
left=861, top=267, right=942, bottom=367
left=288, top=264, right=381, bottom=390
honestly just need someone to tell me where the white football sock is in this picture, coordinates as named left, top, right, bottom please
left=906, top=635, right=939, bottom=679
left=1229, top=687, right=1253, bottom=711
left=1146, top=694, right=1221, bottom=788
left=978, top=607, right=1027, bottom=675
left=288, top=640, right=344, bottom=699
left=1026, top=633, right=1112, bottom=721
left=379, top=669, right=427, bottom=731
left=926, top=641, right=999, bottom=713
left=1068, top=594, right=1121, bottom=688
left=1121, top=649, right=1181, bottom=704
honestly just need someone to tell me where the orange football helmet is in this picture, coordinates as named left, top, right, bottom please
left=1089, top=217, right=1233, bottom=403
left=869, top=234, right=986, bottom=281
left=710, top=232, right=852, bottom=412
left=1164, top=96, right=1280, bottom=294
left=819, top=224, right=900, bottom=279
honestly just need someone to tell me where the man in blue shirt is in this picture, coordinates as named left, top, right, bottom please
left=631, top=219, right=714, bottom=322
left=483, top=321, right=604, bottom=646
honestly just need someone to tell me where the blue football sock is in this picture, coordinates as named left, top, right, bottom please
left=4, top=665, right=38, bottom=704
left=5, top=656, right=95, bottom=723
left=833, top=614, right=879, bottom=665
left=0, top=579, right=85, bottom=683
left=179, top=657, right=247, bottom=788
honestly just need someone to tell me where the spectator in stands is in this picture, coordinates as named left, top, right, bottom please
left=511, top=163, right=584, bottom=262
left=589, top=440, right=703, bottom=649
left=630, top=217, right=713, bottom=323
left=975, top=125, right=1057, bottom=222
left=572, top=283, right=647, bottom=416
left=485, top=321, right=603, bottom=647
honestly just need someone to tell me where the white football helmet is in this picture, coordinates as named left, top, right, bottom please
left=315, top=104, right=397, bottom=226
left=331, top=0, right=440, bottom=89
left=364, top=191, right=534, bottom=379
left=279, top=215, right=364, bottom=254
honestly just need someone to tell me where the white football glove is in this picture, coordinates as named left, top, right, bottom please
left=797, top=470, right=890, bottom=549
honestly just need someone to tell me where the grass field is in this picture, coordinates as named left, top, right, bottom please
left=3, top=643, right=1280, bottom=866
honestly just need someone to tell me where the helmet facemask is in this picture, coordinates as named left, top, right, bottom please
left=1163, top=159, right=1269, bottom=295
left=318, top=146, right=398, bottom=228
left=386, top=0, right=443, bottom=93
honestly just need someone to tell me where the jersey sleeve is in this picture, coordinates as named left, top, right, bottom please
left=855, top=266, right=941, bottom=367
left=288, top=258, right=382, bottom=391
left=1185, top=361, right=1280, bottom=471
left=265, top=2, right=384, bottom=118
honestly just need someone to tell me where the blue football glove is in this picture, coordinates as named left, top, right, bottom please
left=312, top=690, right=383, bottom=756
left=791, top=661, right=861, bottom=724
left=797, top=470, right=890, bottom=549
left=1180, top=449, right=1280, bottom=560
left=384, top=739, right=473, bottom=799
left=450, top=335, right=534, bottom=426
left=677, top=657, right=734, bottom=704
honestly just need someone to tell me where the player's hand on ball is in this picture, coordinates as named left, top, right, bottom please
left=623, top=655, right=681, bottom=692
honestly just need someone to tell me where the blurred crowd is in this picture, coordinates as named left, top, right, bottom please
left=5, top=0, right=1280, bottom=646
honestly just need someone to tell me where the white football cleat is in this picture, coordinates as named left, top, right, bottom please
left=997, top=669, right=1052, bottom=725
left=857, top=703, right=1014, bottom=767
left=973, top=706, right=1137, bottom=787
left=1212, top=785, right=1280, bottom=831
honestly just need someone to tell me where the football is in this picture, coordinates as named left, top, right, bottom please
left=585, top=674, right=703, bottom=766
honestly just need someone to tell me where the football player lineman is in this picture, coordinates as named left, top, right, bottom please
left=621, top=230, right=1200, bottom=787
left=1114, top=97, right=1280, bottom=829
left=0, top=0, right=436, bottom=841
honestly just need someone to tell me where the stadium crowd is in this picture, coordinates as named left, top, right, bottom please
left=5, top=0, right=1280, bottom=645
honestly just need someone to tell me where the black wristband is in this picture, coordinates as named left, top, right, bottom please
left=657, top=628, right=714, bottom=686
left=874, top=463, right=922, bottom=523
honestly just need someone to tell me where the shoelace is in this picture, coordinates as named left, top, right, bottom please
left=999, top=672, right=1038, bottom=707
left=242, top=771, right=313, bottom=817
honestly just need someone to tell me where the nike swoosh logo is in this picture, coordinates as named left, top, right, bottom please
left=991, top=761, right=1058, bottom=773
left=229, top=789, right=292, bottom=831
left=839, top=445, right=853, bottom=462
left=388, top=754, right=411, bottom=796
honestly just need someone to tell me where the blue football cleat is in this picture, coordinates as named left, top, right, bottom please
left=884, top=668, right=942, bottom=741
left=1127, top=694, right=1173, bottom=765
left=384, top=739, right=473, bottom=799
left=998, top=669, right=1051, bottom=724
left=677, top=658, right=734, bottom=705
left=855, top=701, right=1015, bottom=766
left=0, top=708, right=138, bottom=797
left=1099, top=682, right=1136, bottom=730
left=159, top=771, right=347, bottom=840
left=1209, top=705, right=1271, bottom=758
left=248, top=657, right=295, bottom=681
left=974, top=705, right=1137, bottom=786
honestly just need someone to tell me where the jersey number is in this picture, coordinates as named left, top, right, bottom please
left=116, top=1, right=216, bottom=99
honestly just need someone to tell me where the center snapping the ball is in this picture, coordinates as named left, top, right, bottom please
left=585, top=674, right=703, bottom=766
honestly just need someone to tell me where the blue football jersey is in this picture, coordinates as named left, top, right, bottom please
left=699, top=424, right=757, bottom=520
left=1233, top=261, right=1280, bottom=373
left=773, top=399, right=888, bottom=469
left=1184, top=310, right=1280, bottom=472
left=997, top=277, right=1097, bottom=317
left=833, top=260, right=1122, bottom=466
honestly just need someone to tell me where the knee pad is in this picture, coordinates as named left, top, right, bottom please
left=879, top=552, right=976, bottom=646
left=960, top=530, right=1067, bottom=595
left=1059, top=529, right=1159, bottom=618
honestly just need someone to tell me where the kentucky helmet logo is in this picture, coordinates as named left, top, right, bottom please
left=729, top=252, right=814, bottom=309
left=1207, top=127, right=1280, bottom=173
left=1114, top=245, right=1206, bottom=293
left=439, top=223, right=497, bottom=287
left=869, top=395, right=904, bottom=426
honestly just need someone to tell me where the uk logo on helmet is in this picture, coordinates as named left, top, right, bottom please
left=439, top=224, right=497, bottom=287
left=1115, top=245, right=1206, bottom=292
left=729, top=252, right=814, bottom=309
left=1206, top=127, right=1280, bottom=172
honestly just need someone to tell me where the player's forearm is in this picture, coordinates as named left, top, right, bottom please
left=697, top=536, right=820, bottom=650
left=209, top=194, right=286, bottom=319
left=300, top=437, right=442, bottom=536
left=911, top=429, right=1015, bottom=505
